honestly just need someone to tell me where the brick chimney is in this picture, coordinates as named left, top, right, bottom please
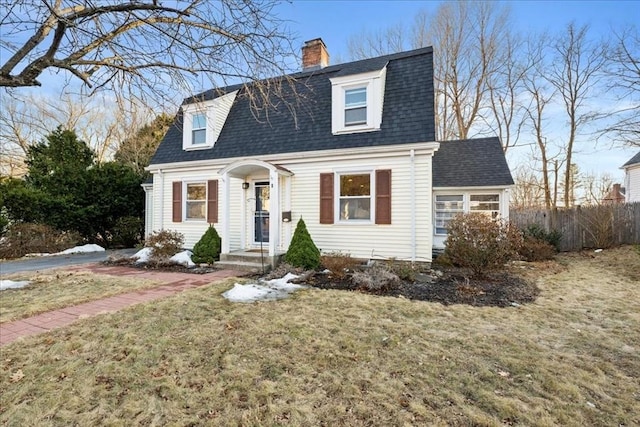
left=302, top=38, right=329, bottom=71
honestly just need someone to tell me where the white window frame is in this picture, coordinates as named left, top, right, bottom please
left=434, top=194, right=464, bottom=235
left=335, top=170, right=375, bottom=224
left=434, top=192, right=502, bottom=235
left=182, top=99, right=216, bottom=151
left=344, top=86, right=368, bottom=126
left=184, top=181, right=207, bottom=221
left=330, top=67, right=386, bottom=134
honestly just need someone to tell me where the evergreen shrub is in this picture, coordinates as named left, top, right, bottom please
left=285, top=218, right=321, bottom=270
left=192, top=225, right=222, bottom=264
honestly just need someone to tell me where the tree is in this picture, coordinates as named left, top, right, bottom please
left=114, top=113, right=173, bottom=176
left=601, top=25, right=640, bottom=147
left=347, top=1, right=512, bottom=141
left=285, top=218, right=321, bottom=270
left=545, top=23, right=607, bottom=207
left=192, top=226, right=222, bottom=264
left=0, top=0, right=296, bottom=106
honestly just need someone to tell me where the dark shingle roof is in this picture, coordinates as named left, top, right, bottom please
left=432, top=137, right=514, bottom=187
left=149, top=47, right=435, bottom=165
left=622, top=151, right=640, bottom=167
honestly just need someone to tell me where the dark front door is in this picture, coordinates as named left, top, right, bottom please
left=254, top=181, right=270, bottom=243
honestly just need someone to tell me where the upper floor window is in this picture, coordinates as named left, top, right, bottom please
left=192, top=113, right=207, bottom=145
left=330, top=67, right=386, bottom=134
left=344, top=87, right=367, bottom=126
left=181, top=90, right=239, bottom=151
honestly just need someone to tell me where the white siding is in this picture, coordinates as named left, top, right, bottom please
left=149, top=144, right=437, bottom=260
left=626, top=165, right=640, bottom=202
left=280, top=151, right=432, bottom=262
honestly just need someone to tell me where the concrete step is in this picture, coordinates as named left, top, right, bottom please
left=220, top=252, right=267, bottom=262
left=215, top=260, right=270, bottom=274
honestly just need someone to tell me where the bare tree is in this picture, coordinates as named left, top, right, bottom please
left=347, top=1, right=512, bottom=142
left=581, top=171, right=614, bottom=205
left=510, top=164, right=546, bottom=208
left=0, top=0, right=296, bottom=105
left=545, top=23, right=607, bottom=207
left=601, top=25, right=640, bottom=147
left=0, top=93, right=159, bottom=175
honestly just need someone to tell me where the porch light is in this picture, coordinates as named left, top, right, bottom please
left=242, top=182, right=250, bottom=190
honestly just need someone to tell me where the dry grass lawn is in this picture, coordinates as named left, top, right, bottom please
left=1, top=246, right=639, bottom=426
left=0, top=270, right=162, bottom=323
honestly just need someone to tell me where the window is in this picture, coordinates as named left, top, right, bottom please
left=435, top=194, right=464, bottom=235
left=470, top=194, right=500, bottom=219
left=339, top=173, right=371, bottom=221
left=191, top=113, right=207, bottom=145
left=434, top=193, right=501, bottom=235
left=345, top=87, right=367, bottom=126
left=330, top=67, right=386, bottom=134
left=186, top=183, right=206, bottom=220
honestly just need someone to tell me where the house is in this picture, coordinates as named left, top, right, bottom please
left=144, top=38, right=514, bottom=267
left=622, top=151, right=640, bottom=203
left=601, top=183, right=625, bottom=204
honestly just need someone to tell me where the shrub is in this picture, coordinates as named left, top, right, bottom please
left=352, top=263, right=400, bottom=294
left=523, top=224, right=562, bottom=252
left=444, top=213, right=523, bottom=277
left=192, top=225, right=221, bottom=264
left=145, top=229, right=184, bottom=260
left=284, top=218, right=321, bottom=270
left=111, top=216, right=143, bottom=248
left=386, top=259, right=419, bottom=282
left=518, top=236, right=556, bottom=262
left=0, top=223, right=81, bottom=259
left=321, top=251, right=360, bottom=279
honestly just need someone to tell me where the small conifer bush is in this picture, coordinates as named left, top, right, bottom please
left=285, top=218, right=321, bottom=270
left=192, top=225, right=221, bottom=264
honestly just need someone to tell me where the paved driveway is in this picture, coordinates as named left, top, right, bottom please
left=0, top=249, right=137, bottom=275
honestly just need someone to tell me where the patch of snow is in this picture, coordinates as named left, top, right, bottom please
left=594, top=249, right=603, bottom=253
left=222, top=273, right=305, bottom=303
left=57, top=244, right=105, bottom=255
left=0, top=280, right=31, bottom=291
left=170, top=250, right=195, bottom=267
left=131, top=247, right=153, bottom=263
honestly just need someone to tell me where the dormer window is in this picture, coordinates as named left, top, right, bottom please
left=192, top=113, right=207, bottom=145
left=181, top=90, right=239, bottom=151
left=345, top=87, right=367, bottom=126
left=330, top=67, right=387, bottom=134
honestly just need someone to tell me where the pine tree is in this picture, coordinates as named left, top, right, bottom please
left=192, top=225, right=222, bottom=264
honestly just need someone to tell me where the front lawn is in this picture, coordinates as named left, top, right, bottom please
left=1, top=247, right=639, bottom=425
left=0, top=270, right=163, bottom=323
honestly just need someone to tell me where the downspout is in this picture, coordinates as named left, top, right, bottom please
left=410, top=149, right=416, bottom=262
left=158, top=169, right=164, bottom=229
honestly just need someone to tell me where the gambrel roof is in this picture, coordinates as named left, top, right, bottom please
left=149, top=47, right=435, bottom=165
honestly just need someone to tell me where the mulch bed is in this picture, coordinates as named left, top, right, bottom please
left=306, top=270, right=539, bottom=308
left=103, top=257, right=539, bottom=307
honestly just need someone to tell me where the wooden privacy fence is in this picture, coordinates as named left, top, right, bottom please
left=510, top=202, right=640, bottom=252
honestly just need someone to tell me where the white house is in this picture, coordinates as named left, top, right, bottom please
left=144, top=39, right=514, bottom=268
left=622, top=151, right=640, bottom=203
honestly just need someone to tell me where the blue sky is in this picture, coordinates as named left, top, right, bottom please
left=279, top=0, right=640, bottom=182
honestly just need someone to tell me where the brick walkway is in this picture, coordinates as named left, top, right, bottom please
left=0, top=264, right=245, bottom=347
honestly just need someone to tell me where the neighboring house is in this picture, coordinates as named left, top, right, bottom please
left=145, top=38, right=513, bottom=265
left=622, top=151, right=640, bottom=203
left=601, top=183, right=626, bottom=204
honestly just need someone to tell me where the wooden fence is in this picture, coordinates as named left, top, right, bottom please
left=510, top=202, right=640, bottom=252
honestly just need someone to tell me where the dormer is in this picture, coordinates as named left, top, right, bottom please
left=330, top=66, right=387, bottom=135
left=182, top=90, right=238, bottom=151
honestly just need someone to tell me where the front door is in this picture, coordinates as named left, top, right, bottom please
left=254, top=181, right=270, bottom=244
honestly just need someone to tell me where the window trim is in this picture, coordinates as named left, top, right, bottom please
left=434, top=192, right=502, bottom=235
left=184, top=181, right=207, bottom=221
left=335, top=170, right=375, bottom=224
left=344, top=86, right=368, bottom=126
